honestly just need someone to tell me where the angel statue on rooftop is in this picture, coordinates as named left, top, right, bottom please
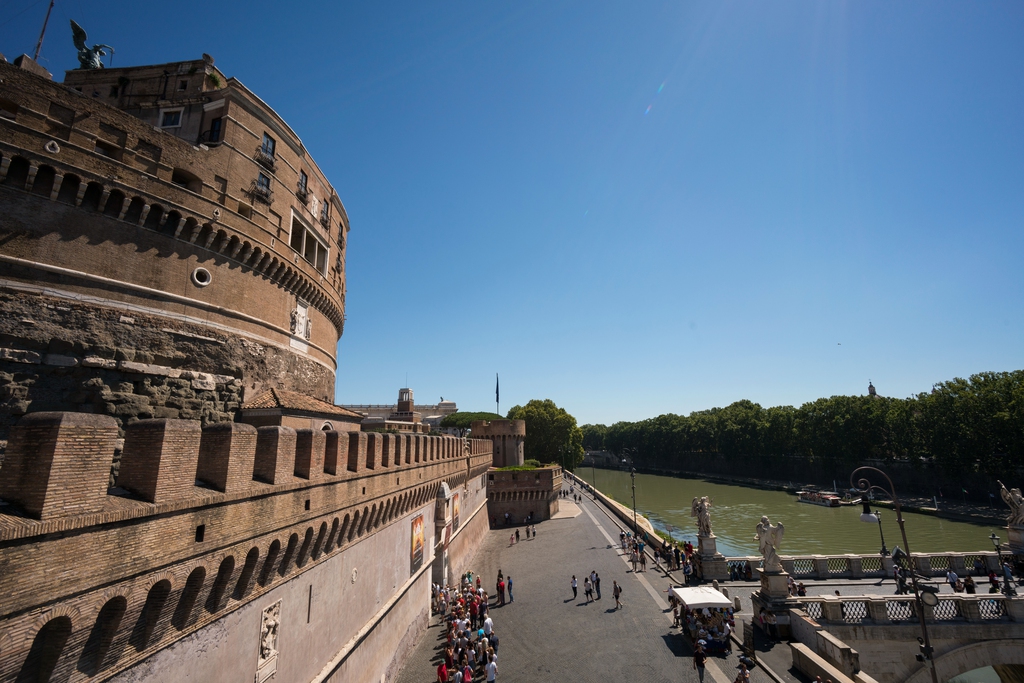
left=755, top=516, right=785, bottom=573
left=691, top=496, right=713, bottom=538
left=71, top=20, right=114, bottom=70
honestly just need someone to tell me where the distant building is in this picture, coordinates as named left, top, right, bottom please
left=339, top=387, right=458, bottom=432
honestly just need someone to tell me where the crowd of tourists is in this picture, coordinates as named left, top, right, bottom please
left=672, top=597, right=735, bottom=654
left=431, top=571, right=503, bottom=682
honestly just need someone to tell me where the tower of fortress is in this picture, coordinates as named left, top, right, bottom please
left=0, top=51, right=348, bottom=443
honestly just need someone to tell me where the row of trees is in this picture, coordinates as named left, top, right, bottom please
left=582, top=371, right=1024, bottom=481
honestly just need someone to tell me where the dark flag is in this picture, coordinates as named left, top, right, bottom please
left=495, top=373, right=499, bottom=406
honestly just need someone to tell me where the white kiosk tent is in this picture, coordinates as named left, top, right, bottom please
left=670, top=586, right=732, bottom=610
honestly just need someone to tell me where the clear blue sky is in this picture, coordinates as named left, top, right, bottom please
left=5, top=1, right=1022, bottom=425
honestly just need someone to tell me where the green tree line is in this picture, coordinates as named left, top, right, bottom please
left=582, top=371, right=1024, bottom=482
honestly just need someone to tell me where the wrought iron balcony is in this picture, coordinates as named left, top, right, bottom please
left=253, top=146, right=276, bottom=172
left=319, top=212, right=330, bottom=229
left=248, top=179, right=273, bottom=205
left=196, top=130, right=223, bottom=147
left=296, top=185, right=308, bottom=204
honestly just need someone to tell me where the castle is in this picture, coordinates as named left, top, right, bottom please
left=0, top=49, right=494, bottom=683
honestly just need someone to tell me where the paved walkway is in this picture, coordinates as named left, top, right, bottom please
left=396, top=485, right=982, bottom=683
left=396, top=490, right=752, bottom=683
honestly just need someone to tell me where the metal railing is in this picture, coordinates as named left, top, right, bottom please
left=254, top=146, right=276, bottom=172
left=248, top=179, right=273, bottom=205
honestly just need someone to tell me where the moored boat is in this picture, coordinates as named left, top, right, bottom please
left=797, top=490, right=841, bottom=507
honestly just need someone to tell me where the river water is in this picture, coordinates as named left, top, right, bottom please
left=574, top=468, right=1002, bottom=556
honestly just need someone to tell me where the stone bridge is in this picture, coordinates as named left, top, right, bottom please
left=792, top=593, right=1024, bottom=683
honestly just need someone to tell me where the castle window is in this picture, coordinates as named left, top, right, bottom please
left=178, top=79, right=188, bottom=91
left=0, top=98, right=18, bottom=120
left=109, top=85, right=118, bottom=97
left=261, top=133, right=276, bottom=158
left=171, top=168, right=203, bottom=193
left=160, top=107, right=183, bottom=128
left=208, top=117, right=222, bottom=143
left=289, top=214, right=328, bottom=274
left=94, top=140, right=121, bottom=160
left=320, top=198, right=330, bottom=228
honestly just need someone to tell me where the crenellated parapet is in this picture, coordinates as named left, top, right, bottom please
left=0, top=411, right=492, bottom=682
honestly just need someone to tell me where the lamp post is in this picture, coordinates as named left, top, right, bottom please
left=852, top=467, right=938, bottom=683
left=592, top=458, right=597, bottom=499
left=990, top=533, right=1011, bottom=595
left=862, top=501, right=888, bottom=556
left=631, top=467, right=638, bottom=534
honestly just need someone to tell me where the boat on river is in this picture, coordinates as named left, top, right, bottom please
left=797, top=490, right=841, bottom=507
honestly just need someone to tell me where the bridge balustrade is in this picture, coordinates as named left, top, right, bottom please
left=723, top=551, right=1001, bottom=581
left=798, top=594, right=1019, bottom=625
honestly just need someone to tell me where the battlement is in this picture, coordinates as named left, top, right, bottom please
left=471, top=419, right=527, bottom=437
left=0, top=412, right=490, bottom=534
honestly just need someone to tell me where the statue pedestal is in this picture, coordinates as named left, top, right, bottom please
left=1008, top=526, right=1024, bottom=555
left=696, top=534, right=729, bottom=581
left=698, top=534, right=719, bottom=557
left=751, top=568, right=801, bottom=639
left=758, top=568, right=792, bottom=601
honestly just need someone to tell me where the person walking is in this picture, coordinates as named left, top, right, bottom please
left=571, top=575, right=578, bottom=599
left=515, top=529, right=520, bottom=543
left=497, top=579, right=505, bottom=606
left=693, top=643, right=707, bottom=683
left=640, top=551, right=647, bottom=572
left=507, top=576, right=513, bottom=603
left=594, top=573, right=602, bottom=600
left=613, top=580, right=622, bottom=609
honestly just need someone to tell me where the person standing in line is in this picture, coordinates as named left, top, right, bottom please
left=485, top=654, right=497, bottom=683
left=507, top=576, right=513, bottom=602
left=594, top=573, right=601, bottom=600
left=613, top=580, right=622, bottom=609
left=693, top=643, right=707, bottom=683
left=571, top=575, right=578, bottom=599
left=483, top=615, right=493, bottom=637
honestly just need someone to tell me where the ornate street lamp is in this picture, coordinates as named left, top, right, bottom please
left=852, top=467, right=938, bottom=683
left=631, top=467, right=638, bottom=534
left=860, top=501, right=889, bottom=556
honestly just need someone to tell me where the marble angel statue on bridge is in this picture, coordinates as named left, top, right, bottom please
left=999, top=481, right=1024, bottom=527
left=691, top=496, right=713, bottom=537
left=755, top=516, right=785, bottom=573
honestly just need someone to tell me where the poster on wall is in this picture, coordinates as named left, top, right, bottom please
left=410, top=514, right=424, bottom=575
left=452, top=492, right=460, bottom=532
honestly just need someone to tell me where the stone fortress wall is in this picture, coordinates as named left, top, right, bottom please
left=0, top=411, right=493, bottom=683
left=0, top=55, right=349, bottom=441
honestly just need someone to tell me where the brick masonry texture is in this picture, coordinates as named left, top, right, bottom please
left=0, top=54, right=350, bottom=443
left=0, top=413, right=493, bottom=682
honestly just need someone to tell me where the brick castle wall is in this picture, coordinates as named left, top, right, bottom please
left=0, top=412, right=492, bottom=683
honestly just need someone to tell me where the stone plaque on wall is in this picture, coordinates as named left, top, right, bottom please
left=256, top=600, right=281, bottom=683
